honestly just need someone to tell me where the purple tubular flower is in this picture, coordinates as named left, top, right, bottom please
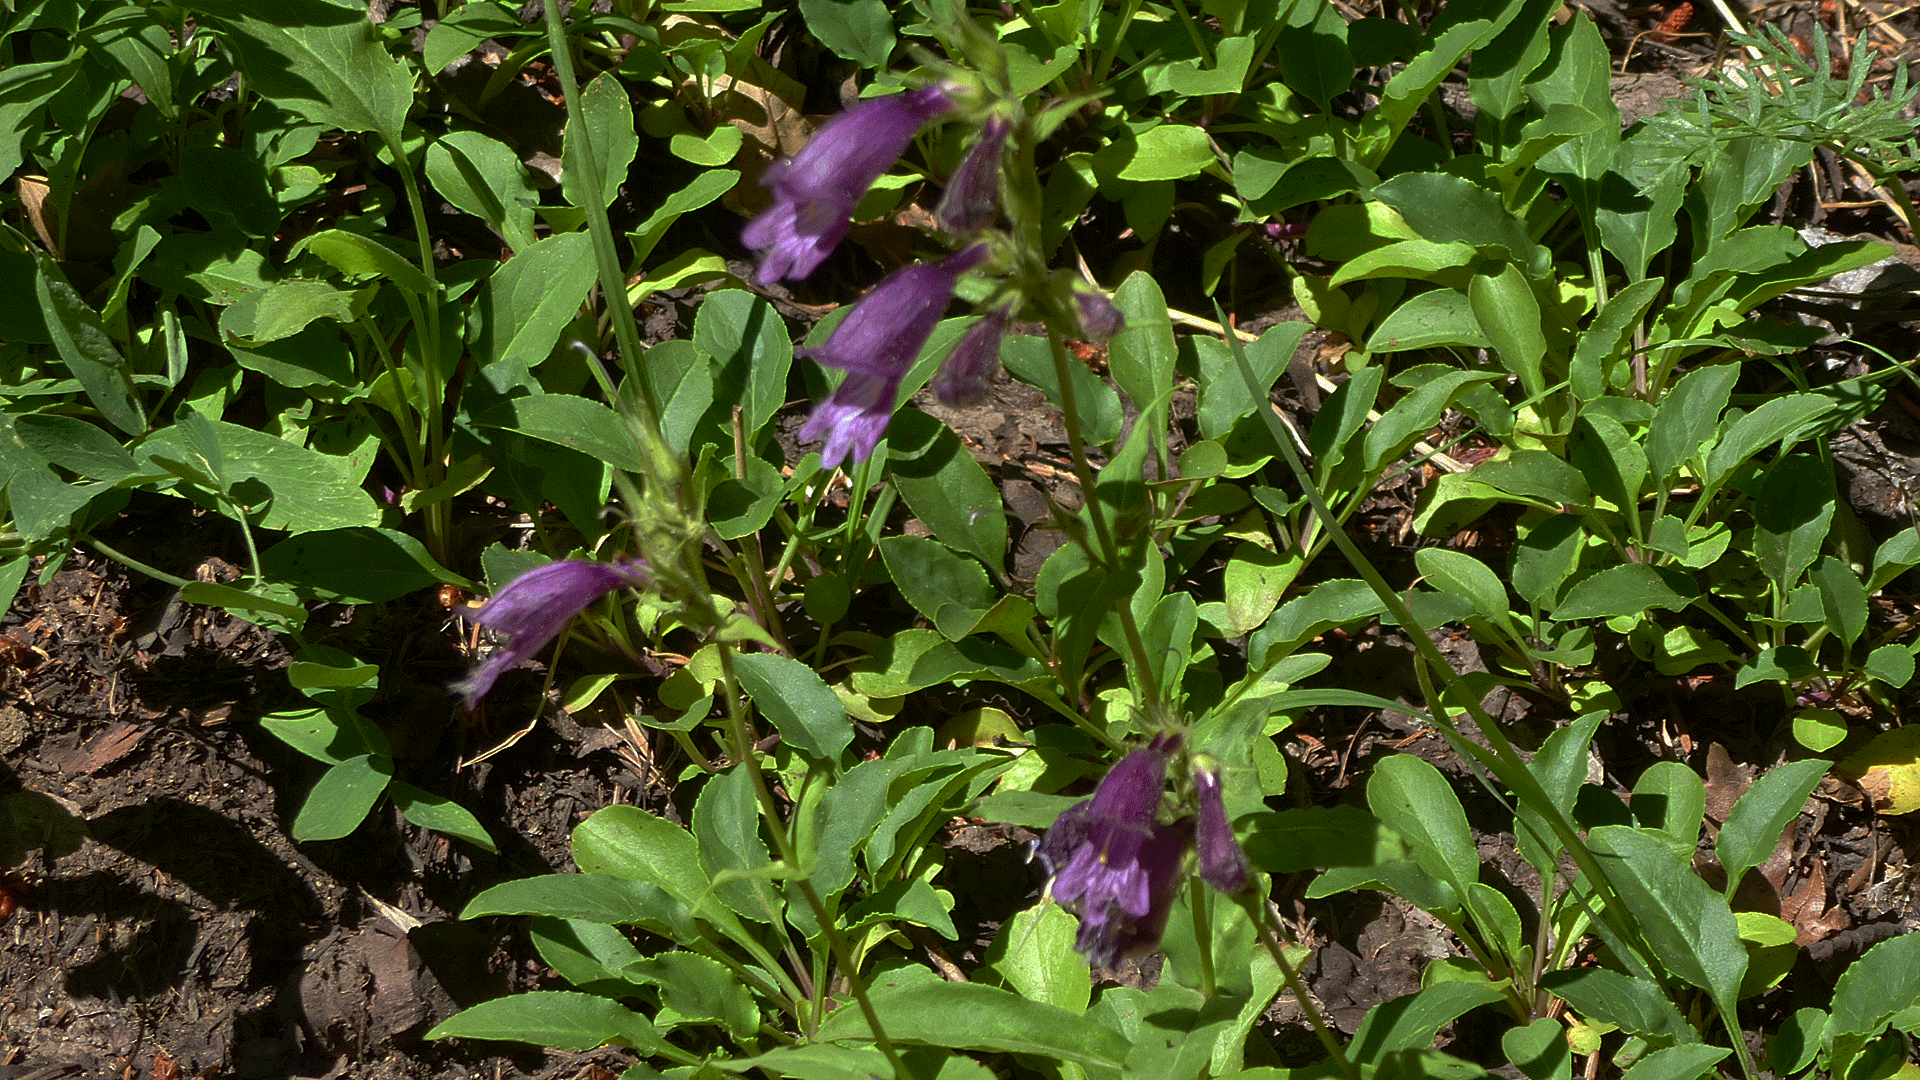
left=799, top=245, right=988, bottom=467
left=453, top=558, right=649, bottom=709
left=1039, top=741, right=1189, bottom=966
left=936, top=115, right=1010, bottom=235
left=933, top=304, right=1012, bottom=406
left=743, top=85, right=957, bottom=285
left=1194, top=767, right=1250, bottom=894
left=1074, top=290, right=1124, bottom=343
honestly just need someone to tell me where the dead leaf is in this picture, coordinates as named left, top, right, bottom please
left=1702, top=742, right=1750, bottom=823
left=1835, top=726, right=1920, bottom=814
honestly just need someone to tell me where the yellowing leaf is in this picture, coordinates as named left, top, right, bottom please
left=1835, top=726, right=1920, bottom=814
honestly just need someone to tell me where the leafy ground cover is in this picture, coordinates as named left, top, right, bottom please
left=4, top=0, right=1920, bottom=1077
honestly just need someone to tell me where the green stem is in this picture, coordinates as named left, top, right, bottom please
left=1191, top=878, right=1217, bottom=1000
left=1238, top=894, right=1356, bottom=1080
left=714, top=646, right=910, bottom=1080
left=1044, top=328, right=1164, bottom=711
left=83, top=536, right=192, bottom=589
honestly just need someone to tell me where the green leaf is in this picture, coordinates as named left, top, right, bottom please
left=1241, top=805, right=1403, bottom=872
left=140, top=418, right=380, bottom=532
left=1555, top=564, right=1688, bottom=621
left=291, top=753, right=393, bottom=842
left=1587, top=825, right=1747, bottom=1016
left=1567, top=414, right=1645, bottom=511
left=1350, top=982, right=1507, bottom=1064
left=1502, top=1016, right=1572, bottom=1080
left=184, top=0, right=410, bottom=144
left=299, top=229, right=433, bottom=298
left=392, top=781, right=497, bottom=852
left=10, top=414, right=139, bottom=482
left=1512, top=513, right=1585, bottom=609
left=886, top=409, right=1007, bottom=570
left=1864, top=644, right=1914, bottom=688
left=428, top=130, right=540, bottom=253
left=693, top=764, right=784, bottom=923
left=1570, top=278, right=1662, bottom=399
left=179, top=144, right=278, bottom=237
left=879, top=535, right=994, bottom=639
left=1617, top=1045, right=1730, bottom=1080
left=427, top=991, right=685, bottom=1061
left=261, top=526, right=471, bottom=602
left=983, top=904, right=1091, bottom=1014
left=563, top=72, right=639, bottom=211
left=1117, top=123, right=1215, bottom=182
left=798, top=0, right=895, bottom=66
left=1630, top=760, right=1704, bottom=842
left=1363, top=368, right=1499, bottom=471
left=1715, top=758, right=1826, bottom=898
left=630, top=168, right=739, bottom=266
left=1274, top=0, right=1355, bottom=113
left=477, top=232, right=599, bottom=370
left=219, top=278, right=356, bottom=344
left=1647, top=363, right=1737, bottom=484
left=1371, top=172, right=1537, bottom=266
left=693, top=291, right=792, bottom=445
left=1468, top=262, right=1548, bottom=398
left=462, top=873, right=696, bottom=940
left=732, top=652, right=853, bottom=760
left=1108, top=272, right=1178, bottom=439
left=572, top=804, right=767, bottom=961
left=1539, top=967, right=1696, bottom=1045
left=1224, top=544, right=1302, bottom=636
left=1367, top=755, right=1476, bottom=893
left=34, top=255, right=144, bottom=435
left=1811, top=555, right=1868, bottom=647
left=816, top=976, right=1131, bottom=1067
left=623, top=952, right=759, bottom=1040
left=1830, top=932, right=1920, bottom=1074
left=1002, top=333, right=1124, bottom=446
left=1194, top=322, right=1313, bottom=440
left=478, top=393, right=647, bottom=472
left=179, top=580, right=309, bottom=625
left=1369, top=289, right=1491, bottom=352
left=1416, top=547, right=1519, bottom=641
left=1752, top=454, right=1834, bottom=592
left=1704, top=395, right=1836, bottom=486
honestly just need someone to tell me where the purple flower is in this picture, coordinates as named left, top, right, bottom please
left=799, top=245, right=988, bottom=467
left=742, top=85, right=956, bottom=285
left=1194, top=766, right=1249, bottom=894
left=453, top=558, right=649, bottom=709
left=1039, top=738, right=1191, bottom=966
left=932, top=304, right=1012, bottom=406
left=1074, top=289, right=1124, bottom=343
left=936, top=115, right=1010, bottom=235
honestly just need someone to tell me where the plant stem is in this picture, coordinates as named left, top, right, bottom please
left=1044, top=328, right=1164, bottom=712
left=1239, top=894, right=1356, bottom=1080
left=1191, top=878, right=1218, bottom=1000
left=713, top=645, right=911, bottom=1080
left=84, top=536, right=192, bottom=589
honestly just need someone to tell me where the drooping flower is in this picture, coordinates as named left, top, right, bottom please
left=1194, top=765, right=1250, bottom=894
left=799, top=244, right=988, bottom=467
left=743, top=85, right=957, bottom=285
left=1038, top=736, right=1192, bottom=966
left=1074, top=288, right=1124, bottom=343
left=932, top=303, right=1012, bottom=406
left=453, top=558, right=650, bottom=709
left=936, top=114, right=1010, bottom=236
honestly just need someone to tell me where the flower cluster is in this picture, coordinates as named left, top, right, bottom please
left=1035, top=734, right=1250, bottom=966
left=453, top=557, right=650, bottom=709
left=743, top=87, right=1121, bottom=468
